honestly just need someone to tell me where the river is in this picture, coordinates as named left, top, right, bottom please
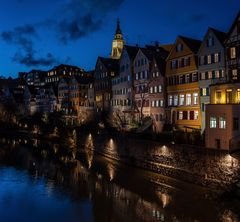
left=0, top=138, right=239, bottom=222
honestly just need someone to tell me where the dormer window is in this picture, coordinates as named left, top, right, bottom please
left=176, top=43, right=183, bottom=52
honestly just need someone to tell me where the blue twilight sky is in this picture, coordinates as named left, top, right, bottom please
left=0, top=0, right=239, bottom=77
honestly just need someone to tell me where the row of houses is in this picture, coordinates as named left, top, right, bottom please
left=94, top=12, right=240, bottom=151
left=2, top=12, right=240, bottom=151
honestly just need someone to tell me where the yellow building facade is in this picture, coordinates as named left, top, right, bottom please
left=166, top=36, right=202, bottom=131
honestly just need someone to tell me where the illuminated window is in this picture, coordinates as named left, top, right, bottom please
left=186, top=94, right=191, bottom=105
left=192, top=73, right=197, bottom=82
left=232, top=69, right=238, bottom=80
left=219, top=117, right=226, bottom=129
left=208, top=71, right=212, bottom=79
left=160, top=100, right=163, bottom=107
left=215, top=70, right=220, bottom=78
left=207, top=55, right=211, bottom=64
left=194, top=111, right=198, bottom=120
left=179, top=94, right=185, bottom=105
left=151, top=101, right=155, bottom=107
left=230, top=47, right=236, bottom=59
left=158, top=85, right=162, bottom=92
left=178, top=111, right=183, bottom=120
left=201, top=72, right=205, bottom=80
left=168, top=95, right=173, bottom=106
left=174, top=95, right=178, bottom=106
left=237, top=89, right=240, bottom=103
left=210, top=117, right=217, bottom=128
left=193, top=93, right=198, bottom=105
left=202, top=88, right=207, bottom=96
left=136, top=73, right=138, bottom=80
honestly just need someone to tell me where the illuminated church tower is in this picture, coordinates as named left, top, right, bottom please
left=110, top=19, right=124, bottom=59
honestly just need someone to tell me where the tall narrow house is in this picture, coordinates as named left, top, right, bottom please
left=111, top=45, right=139, bottom=123
left=94, top=57, right=119, bottom=111
left=198, top=28, right=226, bottom=132
left=166, top=36, right=201, bottom=131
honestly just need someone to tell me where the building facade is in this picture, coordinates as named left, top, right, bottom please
left=166, top=36, right=202, bottom=131
left=225, top=12, right=240, bottom=82
left=149, top=52, right=169, bottom=133
left=111, top=45, right=139, bottom=124
left=35, top=85, right=57, bottom=113
left=94, top=57, right=119, bottom=112
left=205, top=82, right=240, bottom=151
left=46, top=64, right=85, bottom=84
left=198, top=28, right=226, bottom=132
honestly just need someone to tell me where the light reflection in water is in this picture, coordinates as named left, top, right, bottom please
left=107, top=163, right=116, bottom=181
left=86, top=150, right=94, bottom=169
left=85, top=133, right=94, bottom=149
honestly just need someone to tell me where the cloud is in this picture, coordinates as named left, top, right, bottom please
left=1, top=0, right=125, bottom=67
left=51, top=0, right=125, bottom=43
left=1, top=24, right=36, bottom=50
left=12, top=50, right=58, bottom=67
left=1, top=24, right=58, bottom=67
left=57, top=14, right=102, bottom=43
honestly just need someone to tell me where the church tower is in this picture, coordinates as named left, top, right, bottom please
left=110, top=19, right=124, bottom=59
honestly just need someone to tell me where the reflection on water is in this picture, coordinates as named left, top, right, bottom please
left=0, top=138, right=240, bottom=222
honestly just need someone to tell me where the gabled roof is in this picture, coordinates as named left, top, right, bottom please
left=226, top=10, right=240, bottom=38
left=198, top=27, right=227, bottom=54
left=97, top=57, right=119, bottom=71
left=140, top=46, right=169, bottom=61
left=48, top=64, right=84, bottom=72
left=179, top=36, right=202, bottom=54
left=124, top=45, right=140, bottom=61
left=210, top=27, right=227, bottom=44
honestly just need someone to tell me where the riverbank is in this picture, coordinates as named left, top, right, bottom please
left=77, top=132, right=240, bottom=192
left=1, top=127, right=240, bottom=192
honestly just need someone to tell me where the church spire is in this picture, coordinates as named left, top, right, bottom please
left=116, top=18, right=122, bottom=35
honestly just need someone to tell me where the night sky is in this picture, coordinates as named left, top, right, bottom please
left=0, top=0, right=239, bottom=77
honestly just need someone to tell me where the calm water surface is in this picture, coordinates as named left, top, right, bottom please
left=0, top=143, right=239, bottom=222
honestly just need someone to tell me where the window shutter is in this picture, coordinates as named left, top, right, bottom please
left=204, top=56, right=207, bottom=65
left=206, top=87, right=209, bottom=96
left=190, top=111, right=194, bottom=120
left=212, top=70, right=215, bottom=79
left=211, top=54, right=214, bottom=64
left=218, top=52, right=221, bottom=62
left=200, top=88, right=203, bottom=96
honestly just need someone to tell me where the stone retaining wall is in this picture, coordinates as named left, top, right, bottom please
left=80, top=133, right=240, bottom=189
